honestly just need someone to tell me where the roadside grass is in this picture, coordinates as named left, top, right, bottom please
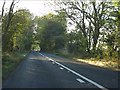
left=2, top=51, right=28, bottom=81
left=54, top=52, right=120, bottom=71
left=75, top=58, right=120, bottom=71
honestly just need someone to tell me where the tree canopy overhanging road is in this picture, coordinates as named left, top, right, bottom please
left=1, top=0, right=120, bottom=89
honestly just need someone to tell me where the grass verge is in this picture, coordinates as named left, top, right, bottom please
left=54, top=52, right=120, bottom=71
left=2, top=51, right=28, bottom=81
left=76, top=58, right=120, bottom=71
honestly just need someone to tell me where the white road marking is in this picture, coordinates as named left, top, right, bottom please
left=49, top=58, right=53, bottom=61
left=60, top=67, right=64, bottom=70
left=76, top=78, right=85, bottom=83
left=39, top=53, right=108, bottom=90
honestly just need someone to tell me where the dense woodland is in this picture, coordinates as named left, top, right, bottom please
left=1, top=1, right=120, bottom=65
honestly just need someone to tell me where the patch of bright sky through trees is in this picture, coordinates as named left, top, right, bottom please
left=0, top=0, right=75, bottom=32
left=0, top=0, right=116, bottom=33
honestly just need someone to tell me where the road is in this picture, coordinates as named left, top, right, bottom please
left=2, top=51, right=119, bottom=89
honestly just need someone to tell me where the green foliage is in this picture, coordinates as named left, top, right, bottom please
left=2, top=9, right=34, bottom=52
left=67, top=31, right=87, bottom=54
left=57, top=1, right=120, bottom=59
left=34, top=12, right=67, bottom=52
left=102, top=1, right=120, bottom=59
left=31, top=43, right=40, bottom=51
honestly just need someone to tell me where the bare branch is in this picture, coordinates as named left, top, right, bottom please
left=1, top=0, right=6, bottom=18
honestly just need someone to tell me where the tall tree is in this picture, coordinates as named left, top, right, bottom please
left=57, top=1, right=113, bottom=52
left=2, top=0, right=19, bottom=52
left=2, top=8, right=33, bottom=52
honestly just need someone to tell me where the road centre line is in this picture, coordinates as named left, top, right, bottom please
left=60, top=67, right=64, bottom=70
left=39, top=53, right=108, bottom=90
left=76, top=78, right=85, bottom=83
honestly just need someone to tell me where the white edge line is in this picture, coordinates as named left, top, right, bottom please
left=39, top=53, right=108, bottom=90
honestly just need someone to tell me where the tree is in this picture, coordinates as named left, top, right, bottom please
left=55, top=1, right=119, bottom=57
left=11, top=9, right=33, bottom=51
left=2, top=8, right=33, bottom=52
left=103, top=1, right=120, bottom=58
left=2, top=0, right=20, bottom=52
left=34, top=13, right=67, bottom=52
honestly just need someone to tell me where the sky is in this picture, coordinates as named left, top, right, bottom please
left=0, top=0, right=115, bottom=33
left=0, top=0, right=58, bottom=16
left=0, top=0, right=76, bottom=31
left=1, top=0, right=99, bottom=32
